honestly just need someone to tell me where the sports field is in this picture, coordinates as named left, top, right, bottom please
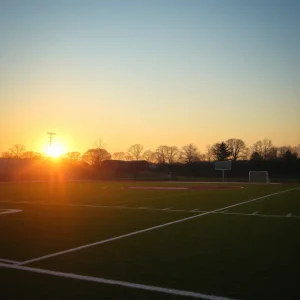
left=0, top=181, right=299, bottom=300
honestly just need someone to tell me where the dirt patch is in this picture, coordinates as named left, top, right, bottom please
left=129, top=186, right=243, bottom=191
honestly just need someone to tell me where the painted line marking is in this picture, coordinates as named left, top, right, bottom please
left=287, top=213, right=292, bottom=217
left=0, top=258, right=21, bottom=264
left=214, top=212, right=300, bottom=219
left=18, top=187, right=300, bottom=266
left=129, top=186, right=188, bottom=190
left=1, top=200, right=300, bottom=220
left=0, top=209, right=22, bottom=215
left=162, top=207, right=172, bottom=210
left=0, top=262, right=236, bottom=300
left=220, top=210, right=228, bottom=213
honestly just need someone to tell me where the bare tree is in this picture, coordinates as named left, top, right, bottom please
left=81, top=148, right=111, bottom=166
left=8, top=144, right=26, bottom=158
left=142, top=150, right=156, bottom=163
left=166, top=146, right=179, bottom=164
left=293, top=144, right=300, bottom=158
left=267, top=147, right=278, bottom=160
left=252, top=139, right=273, bottom=160
left=64, top=152, right=81, bottom=162
left=278, top=146, right=293, bottom=158
left=22, top=151, right=43, bottom=159
left=2, top=152, right=12, bottom=158
left=128, top=144, right=144, bottom=161
left=181, top=144, right=200, bottom=163
left=204, top=145, right=214, bottom=162
left=124, top=153, right=134, bottom=161
left=155, top=145, right=169, bottom=164
left=226, top=138, right=247, bottom=161
left=112, top=152, right=126, bottom=160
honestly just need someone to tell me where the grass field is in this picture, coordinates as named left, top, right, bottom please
left=0, top=181, right=299, bottom=300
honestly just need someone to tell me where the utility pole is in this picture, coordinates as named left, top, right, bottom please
left=47, top=132, right=56, bottom=147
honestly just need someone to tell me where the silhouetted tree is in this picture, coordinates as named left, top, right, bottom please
left=155, top=145, right=169, bottom=164
left=112, top=152, right=126, bottom=160
left=252, top=139, right=273, bottom=160
left=64, top=152, right=81, bottom=162
left=128, top=144, right=144, bottom=161
left=124, top=153, right=134, bottom=161
left=181, top=144, right=200, bottom=163
left=8, top=144, right=26, bottom=158
left=166, top=146, right=179, bottom=164
left=250, top=151, right=263, bottom=160
left=22, top=151, right=43, bottom=159
left=212, top=142, right=231, bottom=161
left=142, top=150, right=156, bottom=163
left=2, top=152, right=12, bottom=158
left=204, top=144, right=214, bottom=161
left=294, top=144, right=300, bottom=158
left=282, top=150, right=298, bottom=162
left=267, top=147, right=278, bottom=160
left=226, top=138, right=247, bottom=161
left=81, top=148, right=111, bottom=166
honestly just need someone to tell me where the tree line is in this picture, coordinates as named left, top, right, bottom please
left=1, top=138, right=300, bottom=165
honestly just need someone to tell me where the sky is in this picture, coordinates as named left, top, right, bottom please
left=0, top=0, right=299, bottom=155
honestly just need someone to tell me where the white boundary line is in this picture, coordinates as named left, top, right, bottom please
left=0, top=262, right=236, bottom=300
left=17, top=187, right=300, bottom=266
left=0, top=258, right=21, bottom=264
left=167, top=181, right=281, bottom=185
left=2, top=200, right=300, bottom=219
left=217, top=211, right=300, bottom=219
left=0, top=209, right=22, bottom=215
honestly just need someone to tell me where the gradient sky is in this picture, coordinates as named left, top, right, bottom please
left=0, top=0, right=299, bottom=155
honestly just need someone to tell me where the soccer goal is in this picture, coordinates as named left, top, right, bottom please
left=249, top=171, right=270, bottom=183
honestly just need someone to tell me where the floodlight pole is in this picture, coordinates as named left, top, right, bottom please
left=47, top=132, right=56, bottom=147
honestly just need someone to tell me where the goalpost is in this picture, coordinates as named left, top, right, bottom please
left=249, top=171, right=270, bottom=183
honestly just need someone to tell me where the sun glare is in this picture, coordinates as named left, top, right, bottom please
left=47, top=145, right=63, bottom=158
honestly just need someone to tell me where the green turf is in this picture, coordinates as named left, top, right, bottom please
left=0, top=181, right=299, bottom=299
left=0, top=268, right=184, bottom=300
left=33, top=214, right=300, bottom=300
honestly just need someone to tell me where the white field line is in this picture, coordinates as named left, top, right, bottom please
left=17, top=187, right=300, bottom=266
left=0, top=258, right=21, bottom=264
left=0, top=200, right=196, bottom=213
left=1, top=200, right=300, bottom=219
left=167, top=181, right=281, bottom=185
left=0, top=262, right=236, bottom=300
left=129, top=186, right=188, bottom=190
left=0, top=209, right=22, bottom=215
left=213, top=211, right=300, bottom=219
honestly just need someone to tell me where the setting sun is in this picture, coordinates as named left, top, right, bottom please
left=46, top=145, right=63, bottom=158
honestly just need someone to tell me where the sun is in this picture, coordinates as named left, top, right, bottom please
left=47, top=145, right=63, bottom=158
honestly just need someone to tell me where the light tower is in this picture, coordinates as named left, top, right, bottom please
left=47, top=132, right=56, bottom=147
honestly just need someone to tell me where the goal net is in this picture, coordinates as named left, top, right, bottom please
left=249, top=171, right=270, bottom=183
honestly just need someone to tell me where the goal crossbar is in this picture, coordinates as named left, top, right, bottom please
left=249, top=171, right=270, bottom=183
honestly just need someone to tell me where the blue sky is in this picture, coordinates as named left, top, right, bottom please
left=0, top=0, right=299, bottom=154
